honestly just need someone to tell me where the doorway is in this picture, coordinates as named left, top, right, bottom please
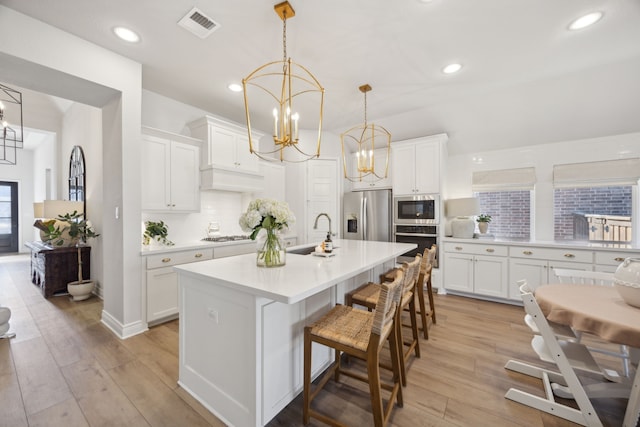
left=0, top=181, right=19, bottom=254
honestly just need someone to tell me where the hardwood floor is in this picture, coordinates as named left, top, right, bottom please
left=0, top=254, right=633, bottom=426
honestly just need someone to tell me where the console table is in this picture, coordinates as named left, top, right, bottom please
left=25, top=241, right=91, bottom=298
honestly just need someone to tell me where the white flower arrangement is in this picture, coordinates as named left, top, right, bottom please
left=239, top=198, right=296, bottom=240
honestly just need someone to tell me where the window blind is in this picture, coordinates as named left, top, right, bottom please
left=553, top=158, right=640, bottom=188
left=472, top=167, right=536, bottom=192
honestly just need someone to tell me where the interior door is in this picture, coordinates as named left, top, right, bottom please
left=0, top=181, right=19, bottom=253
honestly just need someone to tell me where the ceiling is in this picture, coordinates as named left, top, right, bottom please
left=2, top=0, right=640, bottom=156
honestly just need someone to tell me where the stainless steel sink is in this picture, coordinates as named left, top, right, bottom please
left=287, top=245, right=339, bottom=255
left=287, top=246, right=317, bottom=255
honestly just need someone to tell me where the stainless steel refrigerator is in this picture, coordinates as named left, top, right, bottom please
left=342, top=189, right=392, bottom=242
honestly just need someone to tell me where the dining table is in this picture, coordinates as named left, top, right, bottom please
left=535, top=283, right=640, bottom=427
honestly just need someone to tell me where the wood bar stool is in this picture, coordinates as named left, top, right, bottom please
left=416, top=244, right=437, bottom=339
left=303, top=271, right=405, bottom=427
left=346, top=254, right=422, bottom=386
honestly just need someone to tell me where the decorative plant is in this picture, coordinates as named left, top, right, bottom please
left=477, top=214, right=492, bottom=223
left=239, top=198, right=295, bottom=267
left=143, top=220, right=175, bottom=246
left=36, top=211, right=100, bottom=283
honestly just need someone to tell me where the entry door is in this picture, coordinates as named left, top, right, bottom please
left=0, top=181, right=19, bottom=253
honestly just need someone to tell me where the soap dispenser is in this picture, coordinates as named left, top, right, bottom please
left=324, top=232, right=333, bottom=253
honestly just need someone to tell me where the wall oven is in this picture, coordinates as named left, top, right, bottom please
left=394, top=194, right=440, bottom=225
left=394, top=225, right=439, bottom=268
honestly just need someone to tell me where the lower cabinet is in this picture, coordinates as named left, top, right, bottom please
left=507, top=246, right=592, bottom=299
left=443, top=242, right=508, bottom=298
left=145, top=248, right=213, bottom=324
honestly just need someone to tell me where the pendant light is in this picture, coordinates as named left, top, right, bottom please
left=0, top=83, right=24, bottom=165
left=242, top=1, right=325, bottom=163
left=341, top=84, right=391, bottom=182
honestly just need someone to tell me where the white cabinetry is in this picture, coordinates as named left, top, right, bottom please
left=257, top=161, right=286, bottom=200
left=594, top=251, right=629, bottom=273
left=141, top=127, right=200, bottom=212
left=443, top=242, right=508, bottom=298
left=392, top=134, right=447, bottom=196
left=145, top=248, right=213, bottom=324
left=346, top=147, right=392, bottom=190
left=508, top=246, right=592, bottom=299
left=188, top=115, right=265, bottom=192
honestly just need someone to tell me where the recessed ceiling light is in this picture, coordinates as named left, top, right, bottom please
left=228, top=83, right=243, bottom=92
left=442, top=63, right=462, bottom=74
left=113, top=26, right=140, bottom=43
left=568, top=12, right=603, bottom=30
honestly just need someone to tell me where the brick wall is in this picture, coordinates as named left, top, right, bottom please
left=554, top=186, right=632, bottom=240
left=477, top=191, right=531, bottom=239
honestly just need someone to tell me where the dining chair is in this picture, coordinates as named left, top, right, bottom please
left=303, top=270, right=404, bottom=427
left=505, top=282, right=610, bottom=427
left=346, top=254, right=422, bottom=386
left=551, top=268, right=631, bottom=378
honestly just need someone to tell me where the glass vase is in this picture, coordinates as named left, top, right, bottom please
left=256, top=228, right=286, bottom=268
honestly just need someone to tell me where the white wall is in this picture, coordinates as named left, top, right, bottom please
left=0, top=5, right=144, bottom=338
left=445, top=131, right=640, bottom=241
left=0, top=149, right=34, bottom=251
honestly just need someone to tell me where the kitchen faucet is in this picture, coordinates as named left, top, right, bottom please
left=313, top=213, right=333, bottom=236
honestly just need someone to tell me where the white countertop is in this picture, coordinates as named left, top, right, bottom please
left=174, top=239, right=416, bottom=304
left=140, top=238, right=255, bottom=256
left=442, top=236, right=640, bottom=252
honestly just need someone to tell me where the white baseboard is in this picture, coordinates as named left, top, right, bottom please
left=101, top=310, right=148, bottom=339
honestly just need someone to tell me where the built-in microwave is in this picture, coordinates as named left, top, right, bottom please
left=394, top=194, right=440, bottom=225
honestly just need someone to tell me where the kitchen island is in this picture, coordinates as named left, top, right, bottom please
left=174, top=239, right=415, bottom=427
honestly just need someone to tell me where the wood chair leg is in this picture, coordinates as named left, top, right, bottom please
left=303, top=327, right=312, bottom=425
left=426, top=280, right=436, bottom=324
left=417, top=285, right=429, bottom=339
left=409, top=298, right=420, bottom=358
left=395, top=311, right=407, bottom=387
left=367, top=354, right=384, bottom=427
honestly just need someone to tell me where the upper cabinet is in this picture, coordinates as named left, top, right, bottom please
left=188, top=115, right=265, bottom=192
left=391, top=134, right=447, bottom=195
left=141, top=126, right=201, bottom=212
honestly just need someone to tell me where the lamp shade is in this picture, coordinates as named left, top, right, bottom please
left=446, top=197, right=480, bottom=218
left=43, top=200, right=84, bottom=219
left=33, top=202, right=44, bottom=218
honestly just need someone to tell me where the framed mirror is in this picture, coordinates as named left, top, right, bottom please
left=68, top=145, right=86, bottom=216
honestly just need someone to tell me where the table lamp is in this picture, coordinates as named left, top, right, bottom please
left=446, top=197, right=480, bottom=239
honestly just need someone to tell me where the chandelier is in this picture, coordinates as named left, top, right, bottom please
left=341, top=84, right=391, bottom=182
left=242, top=1, right=325, bottom=162
left=0, top=83, right=24, bottom=165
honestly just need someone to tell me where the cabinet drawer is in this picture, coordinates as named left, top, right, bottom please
left=214, top=243, right=255, bottom=259
left=146, top=248, right=213, bottom=269
left=509, top=246, right=592, bottom=263
left=594, top=251, right=634, bottom=266
left=443, top=242, right=507, bottom=257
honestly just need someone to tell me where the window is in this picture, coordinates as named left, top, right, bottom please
left=554, top=186, right=632, bottom=241
left=475, top=190, right=531, bottom=239
left=472, top=167, right=535, bottom=239
left=553, top=159, right=639, bottom=243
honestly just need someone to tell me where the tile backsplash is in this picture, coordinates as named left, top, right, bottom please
left=141, top=190, right=253, bottom=244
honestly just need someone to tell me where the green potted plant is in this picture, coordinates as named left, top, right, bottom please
left=477, top=213, right=492, bottom=234
left=143, top=220, right=175, bottom=246
left=37, top=211, right=100, bottom=301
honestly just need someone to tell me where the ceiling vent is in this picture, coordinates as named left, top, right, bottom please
left=178, top=7, right=220, bottom=39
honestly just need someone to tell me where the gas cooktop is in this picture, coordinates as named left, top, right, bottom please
left=201, top=235, right=250, bottom=243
